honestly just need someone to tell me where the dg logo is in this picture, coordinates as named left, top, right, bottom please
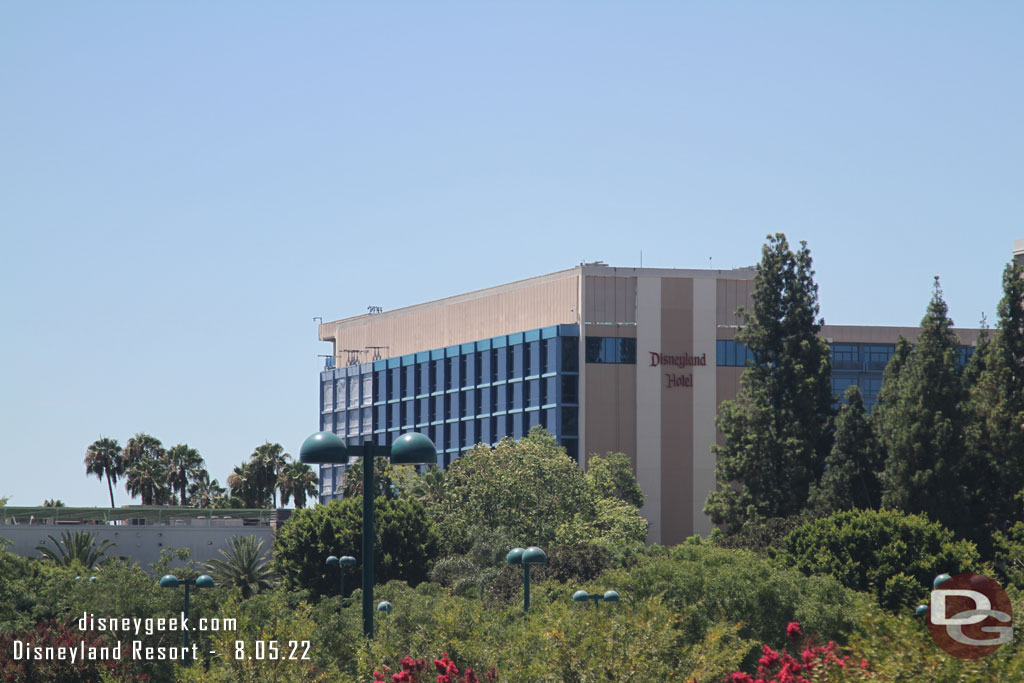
left=924, top=573, right=1013, bottom=659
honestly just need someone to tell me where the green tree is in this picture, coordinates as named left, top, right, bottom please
left=878, top=278, right=974, bottom=539
left=84, top=436, right=123, bottom=509
left=42, top=499, right=66, bottom=507
left=586, top=451, right=645, bottom=508
left=807, top=385, right=881, bottom=513
left=340, top=456, right=419, bottom=500
left=227, top=460, right=269, bottom=508
left=967, top=262, right=1024, bottom=531
left=433, top=428, right=593, bottom=553
left=125, top=453, right=170, bottom=505
left=274, top=496, right=440, bottom=600
left=34, top=531, right=116, bottom=569
left=123, top=433, right=170, bottom=505
left=278, top=461, right=318, bottom=509
left=252, top=442, right=290, bottom=508
left=704, top=234, right=833, bottom=530
left=775, top=508, right=981, bottom=610
left=165, top=443, right=205, bottom=506
left=188, top=469, right=227, bottom=508
left=204, top=535, right=277, bottom=598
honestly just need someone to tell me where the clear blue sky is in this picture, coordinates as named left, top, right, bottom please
left=2, top=3, right=1020, bottom=507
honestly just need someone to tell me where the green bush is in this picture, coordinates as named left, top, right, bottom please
left=601, top=540, right=857, bottom=650
left=274, top=496, right=440, bottom=600
left=774, top=508, right=982, bottom=609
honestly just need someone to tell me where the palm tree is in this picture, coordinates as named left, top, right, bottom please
left=278, top=461, right=319, bottom=509
left=204, top=535, right=276, bottom=598
left=165, top=444, right=206, bottom=506
left=84, top=437, right=123, bottom=509
left=188, top=470, right=227, bottom=509
left=251, top=443, right=289, bottom=508
left=227, top=461, right=267, bottom=508
left=125, top=456, right=169, bottom=505
left=123, top=433, right=165, bottom=469
left=35, top=531, right=116, bottom=568
left=124, top=433, right=170, bottom=505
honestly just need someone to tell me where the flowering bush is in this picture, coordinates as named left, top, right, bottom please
left=368, top=653, right=498, bottom=683
left=723, top=622, right=871, bottom=683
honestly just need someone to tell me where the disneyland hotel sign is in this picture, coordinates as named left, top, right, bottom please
left=649, top=352, right=706, bottom=389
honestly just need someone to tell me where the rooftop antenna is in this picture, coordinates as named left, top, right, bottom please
left=709, top=257, right=712, bottom=269
left=313, top=316, right=323, bottom=325
left=640, top=250, right=643, bottom=268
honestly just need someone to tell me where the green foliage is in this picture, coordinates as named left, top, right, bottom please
left=0, top=618, right=147, bottom=682
left=601, top=541, right=857, bottom=650
left=710, top=514, right=813, bottom=557
left=229, top=442, right=305, bottom=509
left=775, top=508, right=981, bottom=610
left=839, top=590, right=1024, bottom=681
left=433, top=429, right=591, bottom=553
left=432, top=428, right=645, bottom=560
left=705, top=234, right=833, bottom=531
left=205, top=535, right=278, bottom=599
left=877, top=279, right=977, bottom=541
left=42, top=498, right=66, bottom=507
left=585, top=451, right=645, bottom=508
left=178, top=589, right=336, bottom=682
left=966, top=262, right=1024, bottom=537
left=34, top=530, right=116, bottom=569
left=274, top=496, right=440, bottom=600
left=993, top=513, right=1024, bottom=589
left=358, top=579, right=752, bottom=683
left=807, top=385, right=882, bottom=513
left=340, top=457, right=419, bottom=500
left=482, top=545, right=615, bottom=606
left=189, top=469, right=228, bottom=508
left=278, top=460, right=319, bottom=509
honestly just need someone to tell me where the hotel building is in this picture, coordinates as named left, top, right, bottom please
left=315, top=263, right=980, bottom=545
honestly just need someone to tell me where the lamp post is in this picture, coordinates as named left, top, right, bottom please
left=300, top=431, right=436, bottom=638
left=506, top=546, right=547, bottom=613
left=572, top=589, right=620, bottom=610
left=377, top=600, right=393, bottom=615
left=325, top=554, right=356, bottom=614
left=159, top=574, right=214, bottom=665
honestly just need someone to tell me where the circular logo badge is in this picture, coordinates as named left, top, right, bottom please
left=926, top=573, right=1013, bottom=659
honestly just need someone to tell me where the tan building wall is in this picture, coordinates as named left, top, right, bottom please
left=320, top=269, right=581, bottom=363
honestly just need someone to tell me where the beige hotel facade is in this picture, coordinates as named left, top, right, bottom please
left=317, top=263, right=980, bottom=546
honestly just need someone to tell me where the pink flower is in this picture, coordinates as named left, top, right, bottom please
left=786, top=621, right=803, bottom=642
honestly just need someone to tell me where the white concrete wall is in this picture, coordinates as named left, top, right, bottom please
left=1, top=526, right=275, bottom=572
left=635, top=276, right=662, bottom=544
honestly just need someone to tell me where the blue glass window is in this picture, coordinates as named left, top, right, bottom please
left=584, top=337, right=637, bottom=364
left=832, top=344, right=860, bottom=370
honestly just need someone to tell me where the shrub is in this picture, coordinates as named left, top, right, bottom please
left=775, top=508, right=982, bottom=609
left=275, top=497, right=440, bottom=600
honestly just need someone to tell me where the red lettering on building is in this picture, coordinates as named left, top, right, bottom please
left=665, top=373, right=693, bottom=388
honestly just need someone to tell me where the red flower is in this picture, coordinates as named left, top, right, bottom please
left=786, top=621, right=802, bottom=642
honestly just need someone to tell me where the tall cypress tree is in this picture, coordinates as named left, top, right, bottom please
left=879, top=278, right=971, bottom=537
left=704, top=234, right=833, bottom=530
left=966, top=263, right=1024, bottom=531
left=808, top=385, right=881, bottom=512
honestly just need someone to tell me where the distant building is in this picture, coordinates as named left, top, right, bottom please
left=316, top=261, right=982, bottom=545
